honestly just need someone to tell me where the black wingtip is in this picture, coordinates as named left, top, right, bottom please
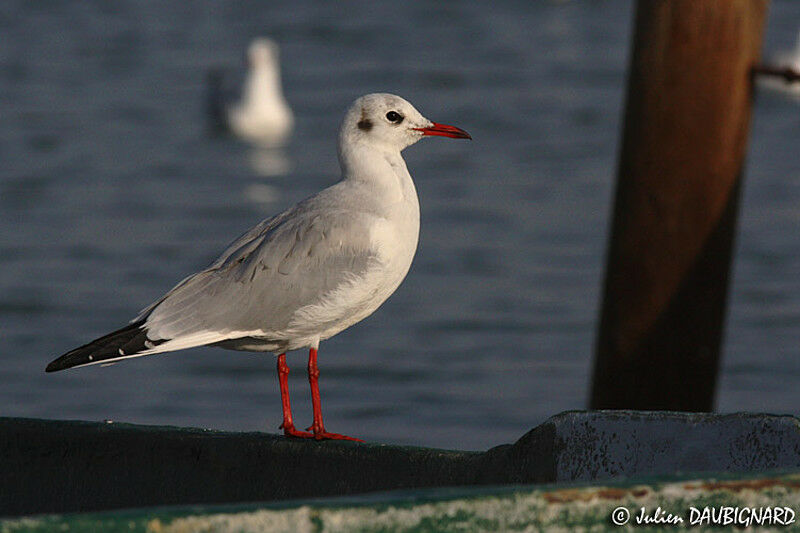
left=45, top=350, right=83, bottom=373
left=45, top=354, right=81, bottom=372
left=46, top=321, right=157, bottom=373
left=45, top=347, right=97, bottom=373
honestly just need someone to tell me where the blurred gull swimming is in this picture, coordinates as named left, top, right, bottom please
left=760, top=30, right=800, bottom=98
left=209, top=38, right=294, bottom=147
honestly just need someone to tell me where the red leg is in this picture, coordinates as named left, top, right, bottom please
left=277, top=353, right=313, bottom=438
left=306, top=347, right=363, bottom=442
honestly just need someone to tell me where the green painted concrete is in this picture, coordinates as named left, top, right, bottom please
left=4, top=471, right=800, bottom=532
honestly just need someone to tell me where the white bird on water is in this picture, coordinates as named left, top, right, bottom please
left=759, top=30, right=800, bottom=97
left=226, top=38, right=294, bottom=147
left=47, top=93, right=471, bottom=442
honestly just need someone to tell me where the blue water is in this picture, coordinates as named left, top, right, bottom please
left=1, top=1, right=799, bottom=450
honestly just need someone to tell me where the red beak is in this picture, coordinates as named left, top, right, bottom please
left=414, top=122, right=472, bottom=140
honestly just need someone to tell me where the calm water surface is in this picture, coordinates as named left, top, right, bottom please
left=1, top=1, right=799, bottom=450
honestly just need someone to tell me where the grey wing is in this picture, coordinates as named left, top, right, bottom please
left=132, top=210, right=288, bottom=322
left=135, top=208, right=380, bottom=352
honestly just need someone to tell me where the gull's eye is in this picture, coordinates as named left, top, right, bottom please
left=385, top=111, right=403, bottom=124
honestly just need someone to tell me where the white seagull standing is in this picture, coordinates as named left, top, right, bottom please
left=226, top=38, right=294, bottom=147
left=47, top=93, right=471, bottom=441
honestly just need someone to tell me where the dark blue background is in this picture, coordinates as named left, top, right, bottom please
left=1, top=1, right=798, bottom=449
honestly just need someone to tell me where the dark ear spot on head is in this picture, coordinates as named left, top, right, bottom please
left=357, top=108, right=373, bottom=131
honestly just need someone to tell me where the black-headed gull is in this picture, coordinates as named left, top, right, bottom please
left=210, top=38, right=294, bottom=147
left=47, top=93, right=471, bottom=441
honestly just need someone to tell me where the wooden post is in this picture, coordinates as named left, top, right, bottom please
left=591, top=0, right=769, bottom=411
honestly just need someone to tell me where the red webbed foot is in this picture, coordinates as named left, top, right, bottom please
left=280, top=423, right=314, bottom=439
left=313, top=431, right=364, bottom=442
left=305, top=423, right=363, bottom=442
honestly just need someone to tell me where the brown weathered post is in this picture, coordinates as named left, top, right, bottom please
left=591, top=0, right=769, bottom=411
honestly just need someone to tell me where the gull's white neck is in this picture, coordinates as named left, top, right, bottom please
left=337, top=139, right=419, bottom=208
left=334, top=133, right=421, bottom=295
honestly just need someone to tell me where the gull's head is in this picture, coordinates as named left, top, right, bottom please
left=340, top=93, right=470, bottom=153
left=248, top=38, right=279, bottom=68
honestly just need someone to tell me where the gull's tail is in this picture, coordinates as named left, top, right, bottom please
left=45, top=321, right=164, bottom=372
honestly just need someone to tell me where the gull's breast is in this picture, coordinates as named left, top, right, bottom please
left=284, top=214, right=419, bottom=348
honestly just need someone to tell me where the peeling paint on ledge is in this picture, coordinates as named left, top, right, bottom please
left=4, top=471, right=800, bottom=533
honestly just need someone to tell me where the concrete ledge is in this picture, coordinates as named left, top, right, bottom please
left=484, top=410, right=800, bottom=484
left=3, top=411, right=800, bottom=517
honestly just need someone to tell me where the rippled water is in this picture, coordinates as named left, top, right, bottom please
left=1, top=1, right=799, bottom=450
